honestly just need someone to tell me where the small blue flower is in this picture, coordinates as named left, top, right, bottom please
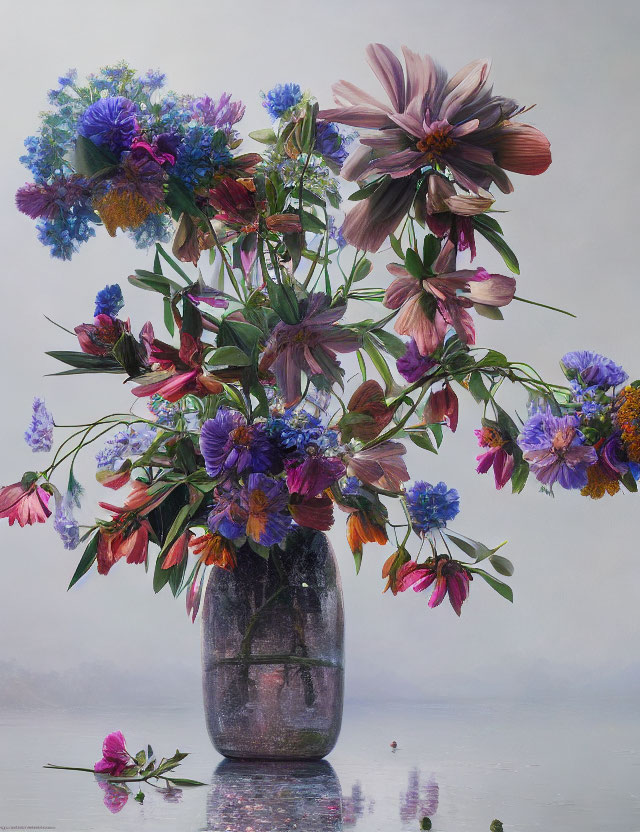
left=57, top=69, right=77, bottom=88
left=24, top=398, right=54, bottom=453
left=262, top=83, right=302, bottom=120
left=35, top=203, right=97, bottom=260
left=174, top=126, right=232, bottom=190
left=94, top=284, right=124, bottom=318
left=561, top=350, right=628, bottom=390
left=407, top=481, right=460, bottom=535
left=128, top=212, right=172, bottom=249
left=96, top=425, right=157, bottom=471
left=328, top=216, right=347, bottom=249
left=314, top=122, right=351, bottom=168
left=140, top=69, right=166, bottom=93
left=342, top=476, right=362, bottom=496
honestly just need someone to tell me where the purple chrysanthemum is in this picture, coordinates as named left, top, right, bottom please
left=518, top=406, right=597, bottom=489
left=561, top=350, right=628, bottom=390
left=78, top=96, right=139, bottom=155
left=397, top=339, right=438, bottom=383
left=24, top=397, right=54, bottom=453
left=200, top=409, right=279, bottom=478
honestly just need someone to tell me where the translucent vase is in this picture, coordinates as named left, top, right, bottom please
left=201, top=527, right=345, bottom=760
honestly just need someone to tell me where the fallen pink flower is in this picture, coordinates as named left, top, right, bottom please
left=94, top=731, right=129, bottom=777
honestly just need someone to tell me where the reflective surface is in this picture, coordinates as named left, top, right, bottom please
left=1, top=701, right=640, bottom=830
left=202, top=528, right=344, bottom=759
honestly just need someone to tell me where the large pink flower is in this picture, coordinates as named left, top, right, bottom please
left=94, top=731, right=129, bottom=776
left=384, top=247, right=515, bottom=356
left=319, top=43, right=551, bottom=251
left=0, top=480, right=51, bottom=527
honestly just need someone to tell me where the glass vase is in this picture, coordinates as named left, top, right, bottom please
left=201, top=527, right=345, bottom=760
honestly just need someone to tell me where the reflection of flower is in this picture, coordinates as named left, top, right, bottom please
left=400, top=769, right=439, bottom=824
left=96, top=779, right=129, bottom=814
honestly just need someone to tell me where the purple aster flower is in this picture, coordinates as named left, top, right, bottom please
left=208, top=474, right=291, bottom=547
left=518, top=406, right=598, bottom=489
left=407, top=481, right=460, bottom=536
left=24, top=398, right=54, bottom=452
left=397, top=339, right=438, bottom=383
left=314, top=121, right=351, bottom=169
left=259, top=293, right=360, bottom=407
left=78, top=96, right=139, bottom=156
left=561, top=350, right=628, bottom=390
left=200, top=409, right=279, bottom=478
left=286, top=454, right=346, bottom=497
left=262, top=83, right=302, bottom=119
left=191, top=93, right=245, bottom=132
left=600, top=432, right=630, bottom=479
left=94, top=284, right=124, bottom=318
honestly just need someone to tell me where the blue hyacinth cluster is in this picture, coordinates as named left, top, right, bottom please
left=267, top=409, right=340, bottom=453
left=128, top=213, right=172, bottom=249
left=262, top=83, right=303, bottom=119
left=35, top=203, right=97, bottom=260
left=173, top=126, right=232, bottom=190
left=24, top=398, right=54, bottom=453
left=94, top=284, right=124, bottom=318
left=407, top=481, right=460, bottom=535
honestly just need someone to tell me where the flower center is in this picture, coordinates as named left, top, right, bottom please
left=231, top=425, right=253, bottom=447
left=249, top=488, right=268, bottom=512
left=416, top=129, right=455, bottom=157
left=480, top=427, right=505, bottom=448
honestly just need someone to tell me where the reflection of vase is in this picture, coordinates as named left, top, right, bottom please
left=206, top=760, right=343, bottom=831
left=202, top=527, right=345, bottom=759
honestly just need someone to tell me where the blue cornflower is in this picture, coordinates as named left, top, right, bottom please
left=314, top=122, right=351, bottom=168
left=140, top=69, right=166, bottom=93
left=78, top=96, right=139, bottom=155
left=54, top=502, right=80, bottom=550
left=94, top=284, right=124, bottom=318
left=128, top=212, right=172, bottom=249
left=58, top=69, right=77, bottom=87
left=36, top=203, right=97, bottom=260
left=580, top=400, right=603, bottom=418
left=174, top=126, right=232, bottom=190
left=407, top=481, right=460, bottom=535
left=561, top=350, right=628, bottom=390
left=342, top=476, right=362, bottom=496
left=262, top=83, right=302, bottom=120
left=25, top=398, right=54, bottom=453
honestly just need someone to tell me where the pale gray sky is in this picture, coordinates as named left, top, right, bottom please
left=1, top=0, right=639, bottom=707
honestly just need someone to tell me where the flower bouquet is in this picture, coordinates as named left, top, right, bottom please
left=6, top=45, right=638, bottom=756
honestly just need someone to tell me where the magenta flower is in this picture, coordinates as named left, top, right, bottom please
left=319, top=43, right=551, bottom=251
left=397, top=339, right=437, bottom=383
left=475, top=426, right=514, bottom=489
left=94, top=731, right=129, bottom=776
left=259, top=293, right=360, bottom=407
left=397, top=558, right=472, bottom=616
left=384, top=247, right=515, bottom=355
left=286, top=454, right=346, bottom=497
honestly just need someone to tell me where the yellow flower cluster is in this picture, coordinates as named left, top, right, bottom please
left=580, top=463, right=620, bottom=499
left=94, top=191, right=163, bottom=237
left=615, top=385, right=640, bottom=463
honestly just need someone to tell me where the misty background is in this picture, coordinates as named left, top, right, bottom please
left=0, top=0, right=638, bottom=710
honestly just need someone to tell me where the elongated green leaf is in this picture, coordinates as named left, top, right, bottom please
left=68, top=534, right=99, bottom=589
left=474, top=303, right=504, bottom=320
left=422, top=234, right=440, bottom=271
left=347, top=178, right=385, bottom=202
left=468, top=371, right=491, bottom=402
left=156, top=245, right=192, bottom=283
left=218, top=318, right=263, bottom=353
left=356, top=350, right=367, bottom=381
left=46, top=351, right=123, bottom=372
left=476, top=349, right=509, bottom=368
left=474, top=213, right=503, bottom=235
left=371, top=329, right=406, bottom=359
left=74, top=135, right=118, bottom=177
left=352, top=258, right=372, bottom=282
left=266, top=280, right=301, bottom=325
left=472, top=569, right=513, bottom=603
left=389, top=234, right=404, bottom=259
left=300, top=211, right=326, bottom=234
left=165, top=777, right=206, bottom=787
left=429, top=422, right=444, bottom=448
left=249, top=128, right=277, bottom=144
left=404, top=248, right=424, bottom=279
left=621, top=471, right=638, bottom=493
left=445, top=532, right=506, bottom=563
left=474, top=223, right=520, bottom=274
left=511, top=459, right=529, bottom=494
left=489, top=554, right=515, bottom=576
left=163, top=296, right=175, bottom=336
left=362, top=334, right=394, bottom=393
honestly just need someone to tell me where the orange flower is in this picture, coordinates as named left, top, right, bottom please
left=96, top=520, right=152, bottom=575
left=162, top=530, right=193, bottom=570
left=346, top=509, right=388, bottom=555
left=189, top=532, right=237, bottom=570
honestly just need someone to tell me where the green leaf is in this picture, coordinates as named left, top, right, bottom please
left=621, top=471, right=638, bottom=493
left=68, top=534, right=99, bottom=590
left=404, top=248, right=424, bottom=279
left=473, top=222, right=520, bottom=274
left=352, top=258, right=372, bottom=282
left=476, top=349, right=509, bottom=369
left=266, top=280, right=301, bottom=325
left=248, top=540, right=270, bottom=559
left=353, top=549, right=363, bottom=575
left=362, top=334, right=394, bottom=394
left=134, top=790, right=145, bottom=804
left=156, top=245, right=192, bottom=283
left=474, top=303, right=504, bottom=320
left=489, top=554, right=514, bottom=576
left=472, top=569, right=513, bottom=603
left=249, top=128, right=277, bottom=144
left=73, top=135, right=118, bottom=178
left=389, top=234, right=404, bottom=259
left=206, top=346, right=251, bottom=367
left=445, top=532, right=506, bottom=563
left=217, top=318, right=263, bottom=354
left=422, top=234, right=440, bottom=271
left=300, top=211, right=326, bottom=234
left=134, top=750, right=146, bottom=766
left=163, top=296, right=175, bottom=336
left=164, top=777, right=207, bottom=787
left=511, top=459, right=529, bottom=494
left=429, top=422, right=444, bottom=448
left=112, top=332, right=146, bottom=378
left=165, top=177, right=204, bottom=222
left=409, top=432, right=437, bottom=453
left=46, top=351, right=123, bottom=372
left=347, top=178, right=385, bottom=202
left=474, top=213, right=503, bottom=235
left=468, top=371, right=491, bottom=403
left=372, top=329, right=406, bottom=359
